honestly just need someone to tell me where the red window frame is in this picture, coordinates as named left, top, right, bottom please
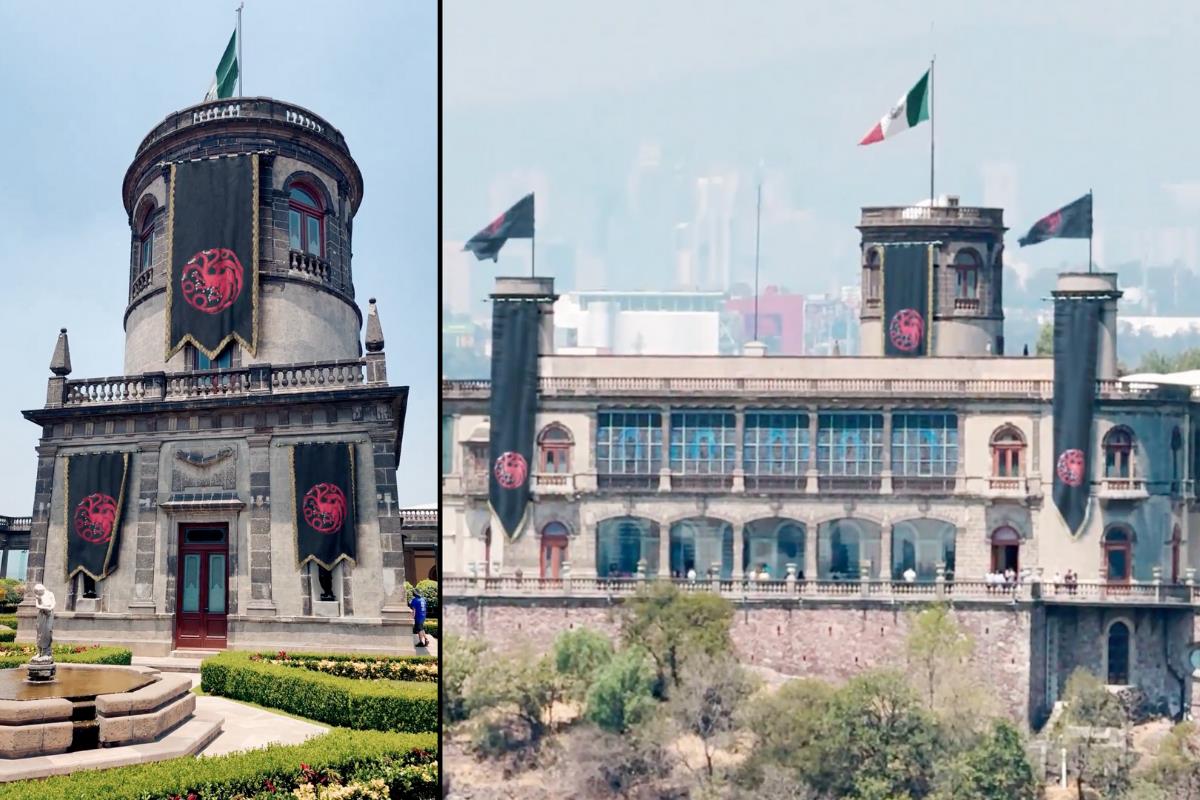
left=954, top=251, right=980, bottom=299
left=138, top=211, right=155, bottom=271
left=538, top=425, right=573, bottom=474
left=989, top=526, right=1020, bottom=573
left=1104, top=429, right=1134, bottom=479
left=540, top=522, right=569, bottom=579
left=288, top=183, right=325, bottom=258
left=990, top=428, right=1025, bottom=477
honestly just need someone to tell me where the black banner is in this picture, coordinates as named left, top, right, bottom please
left=1052, top=299, right=1100, bottom=535
left=489, top=299, right=539, bottom=537
left=1019, top=193, right=1092, bottom=247
left=464, top=193, right=534, bottom=262
left=65, top=452, right=129, bottom=580
left=881, top=244, right=932, bottom=357
left=166, top=154, right=259, bottom=359
left=293, top=443, right=358, bottom=569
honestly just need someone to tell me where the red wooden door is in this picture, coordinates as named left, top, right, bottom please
left=174, top=523, right=229, bottom=649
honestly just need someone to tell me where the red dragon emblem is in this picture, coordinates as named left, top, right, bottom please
left=1042, top=210, right=1063, bottom=235
left=73, top=493, right=118, bottom=544
left=302, top=483, right=348, bottom=534
left=181, top=248, right=244, bottom=314
left=1056, top=448, right=1086, bottom=487
left=888, top=308, right=925, bottom=352
left=493, top=451, right=528, bottom=489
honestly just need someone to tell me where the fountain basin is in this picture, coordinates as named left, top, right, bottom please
left=0, top=665, right=194, bottom=758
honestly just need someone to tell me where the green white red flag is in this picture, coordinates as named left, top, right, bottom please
left=859, top=70, right=930, bottom=146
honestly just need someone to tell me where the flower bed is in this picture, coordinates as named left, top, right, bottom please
left=201, top=651, right=437, bottom=732
left=0, top=728, right=437, bottom=800
left=253, top=651, right=437, bottom=683
left=0, top=643, right=131, bottom=668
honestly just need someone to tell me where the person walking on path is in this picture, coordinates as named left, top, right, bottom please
left=409, top=591, right=429, bottom=648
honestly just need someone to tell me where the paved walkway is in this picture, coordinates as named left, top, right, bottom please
left=193, top=686, right=327, bottom=756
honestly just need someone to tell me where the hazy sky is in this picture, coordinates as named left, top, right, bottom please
left=0, top=1, right=436, bottom=511
left=444, top=0, right=1200, bottom=299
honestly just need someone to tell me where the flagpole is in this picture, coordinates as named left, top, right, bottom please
left=236, top=2, right=244, bottom=97
left=754, top=178, right=762, bottom=342
left=531, top=194, right=536, bottom=279
left=1088, top=188, right=1094, bottom=274
left=929, top=55, right=935, bottom=205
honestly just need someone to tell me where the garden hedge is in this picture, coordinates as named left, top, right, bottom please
left=426, top=620, right=439, bottom=638
left=200, top=651, right=437, bottom=732
left=0, top=643, right=130, bottom=669
left=0, top=728, right=438, bottom=800
left=0, top=628, right=14, bottom=643
left=256, top=651, right=437, bottom=682
left=0, top=613, right=19, bottom=629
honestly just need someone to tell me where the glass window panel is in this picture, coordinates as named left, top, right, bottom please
left=4, top=549, right=27, bottom=581
left=596, top=518, right=659, bottom=577
left=596, top=411, right=663, bottom=475
left=307, top=216, right=321, bottom=255
left=290, top=187, right=317, bottom=206
left=670, top=411, right=736, bottom=475
left=140, top=235, right=153, bottom=270
left=891, top=412, right=958, bottom=477
left=744, top=412, right=809, bottom=476
left=208, top=554, right=226, bottom=614
left=182, top=554, right=200, bottom=613
left=289, top=210, right=302, bottom=249
left=816, top=413, right=883, bottom=476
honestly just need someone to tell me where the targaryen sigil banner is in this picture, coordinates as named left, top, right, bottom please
left=292, top=442, right=358, bottom=570
left=489, top=299, right=539, bottom=538
left=65, top=452, right=129, bottom=581
left=881, top=243, right=933, bottom=357
left=166, top=153, right=259, bottom=359
left=1053, top=298, right=1100, bottom=535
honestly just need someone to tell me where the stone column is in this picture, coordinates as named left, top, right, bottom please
left=732, top=522, right=745, bottom=582
left=806, top=412, right=820, bottom=494
left=804, top=522, right=819, bottom=581
left=23, top=444, right=59, bottom=606
left=658, top=521, right=671, bottom=577
left=372, top=431, right=406, bottom=621
left=879, top=522, right=893, bottom=582
left=732, top=407, right=745, bottom=493
left=881, top=408, right=893, bottom=493
left=129, top=441, right=162, bottom=612
left=246, top=434, right=276, bottom=616
left=658, top=407, right=672, bottom=492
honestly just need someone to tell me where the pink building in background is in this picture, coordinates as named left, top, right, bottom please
left=726, top=286, right=806, bottom=355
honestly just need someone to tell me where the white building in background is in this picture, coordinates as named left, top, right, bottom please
left=441, top=241, right=473, bottom=317
left=553, top=290, right=729, bottom=355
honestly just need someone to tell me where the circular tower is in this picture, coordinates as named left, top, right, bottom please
left=121, top=98, right=365, bottom=374
left=858, top=197, right=1006, bottom=357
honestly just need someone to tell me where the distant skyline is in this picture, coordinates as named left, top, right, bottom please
left=444, top=1, right=1200, bottom=310
left=0, top=1, right=436, bottom=510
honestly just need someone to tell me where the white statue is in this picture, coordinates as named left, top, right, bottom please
left=32, top=584, right=55, bottom=661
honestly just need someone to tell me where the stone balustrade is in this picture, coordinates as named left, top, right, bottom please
left=860, top=205, right=1004, bottom=227
left=0, top=516, right=32, bottom=531
left=59, top=358, right=374, bottom=407
left=287, top=249, right=332, bottom=283
left=443, top=575, right=1199, bottom=606
left=129, top=268, right=154, bottom=300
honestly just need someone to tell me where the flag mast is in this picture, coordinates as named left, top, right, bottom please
left=236, top=2, right=244, bottom=97
left=929, top=55, right=935, bottom=205
left=530, top=194, right=536, bottom=278
left=1088, top=188, right=1094, bottom=274
left=753, top=177, right=762, bottom=342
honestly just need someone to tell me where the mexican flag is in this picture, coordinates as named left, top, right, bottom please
left=859, top=70, right=930, bottom=146
left=204, top=30, right=239, bottom=102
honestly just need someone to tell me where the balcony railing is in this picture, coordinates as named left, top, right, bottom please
left=598, top=474, right=659, bottom=491
left=860, top=205, right=1005, bottom=227
left=0, top=516, right=32, bottom=531
left=744, top=474, right=808, bottom=492
left=1098, top=477, right=1149, bottom=500
left=672, top=474, right=734, bottom=491
left=130, top=268, right=154, bottom=301
left=953, top=297, right=981, bottom=312
left=891, top=476, right=957, bottom=493
left=288, top=250, right=332, bottom=283
left=443, top=575, right=1200, bottom=606
left=59, top=358, right=373, bottom=407
left=818, top=476, right=882, bottom=493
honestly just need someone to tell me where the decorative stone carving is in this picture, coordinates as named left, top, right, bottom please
left=171, top=445, right=237, bottom=492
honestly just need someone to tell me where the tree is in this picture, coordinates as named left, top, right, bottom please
left=736, top=678, right=835, bottom=789
left=465, top=647, right=558, bottom=752
left=564, top=717, right=679, bottom=799
left=1036, top=322, right=1054, bottom=356
left=1055, top=668, right=1133, bottom=800
left=668, top=653, right=758, bottom=783
left=1135, top=721, right=1200, bottom=799
left=443, top=635, right=487, bottom=724
left=621, top=582, right=733, bottom=696
left=905, top=604, right=974, bottom=712
left=553, top=627, right=614, bottom=702
left=584, top=648, right=658, bottom=734
left=930, top=720, right=1039, bottom=800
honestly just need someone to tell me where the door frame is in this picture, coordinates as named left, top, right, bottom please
left=174, top=521, right=230, bottom=649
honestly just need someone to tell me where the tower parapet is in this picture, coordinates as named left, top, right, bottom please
left=858, top=197, right=1006, bottom=357
left=122, top=98, right=365, bottom=375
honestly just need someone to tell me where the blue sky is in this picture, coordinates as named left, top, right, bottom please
left=443, top=0, right=1200, bottom=300
left=0, top=1, right=437, bottom=510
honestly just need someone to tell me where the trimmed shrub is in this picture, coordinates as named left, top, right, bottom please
left=0, top=643, right=131, bottom=668
left=201, top=651, right=436, bottom=732
left=253, top=652, right=437, bottom=682
left=0, top=628, right=14, bottom=643
left=0, top=728, right=437, bottom=800
left=0, top=613, right=19, bottom=629
left=425, top=619, right=439, bottom=638
left=405, top=580, right=440, bottom=618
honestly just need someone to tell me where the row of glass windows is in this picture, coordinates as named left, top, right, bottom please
left=596, top=411, right=958, bottom=477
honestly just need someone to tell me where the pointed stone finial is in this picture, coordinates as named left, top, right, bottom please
left=365, top=297, right=384, bottom=353
left=50, top=328, right=71, bottom=376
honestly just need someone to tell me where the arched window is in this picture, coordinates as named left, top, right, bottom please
left=670, top=518, right=733, bottom=580
left=1104, top=527, right=1133, bottom=582
left=891, top=519, right=956, bottom=581
left=1104, top=427, right=1135, bottom=479
left=288, top=183, right=324, bottom=257
left=864, top=248, right=881, bottom=300
left=138, top=209, right=156, bottom=272
left=990, top=526, right=1021, bottom=573
left=1106, top=621, right=1131, bottom=684
left=538, top=424, right=573, bottom=474
left=817, top=518, right=882, bottom=581
left=596, top=517, right=660, bottom=578
left=1171, top=526, right=1182, bottom=584
left=743, top=519, right=805, bottom=580
left=540, top=521, right=569, bottom=579
left=954, top=249, right=980, bottom=299
left=1172, top=428, right=1183, bottom=494
left=990, top=426, right=1025, bottom=478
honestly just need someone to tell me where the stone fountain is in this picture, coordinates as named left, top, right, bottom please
left=0, top=584, right=207, bottom=766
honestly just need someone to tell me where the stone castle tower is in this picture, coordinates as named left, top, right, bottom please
left=18, top=98, right=415, bottom=656
left=858, top=197, right=1006, bottom=357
